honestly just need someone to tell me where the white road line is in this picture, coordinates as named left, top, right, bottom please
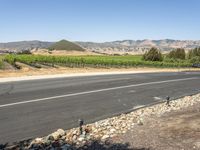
left=0, top=77, right=198, bottom=108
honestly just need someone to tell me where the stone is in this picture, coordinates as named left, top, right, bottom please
left=137, top=118, right=144, bottom=125
left=47, top=135, right=55, bottom=141
left=78, top=135, right=85, bottom=142
left=51, top=131, right=61, bottom=141
left=72, top=134, right=77, bottom=141
left=61, top=144, right=71, bottom=149
left=57, top=128, right=66, bottom=136
left=52, top=140, right=60, bottom=148
left=109, top=128, right=116, bottom=134
left=194, top=141, right=200, bottom=149
left=34, top=138, right=43, bottom=144
left=101, top=135, right=110, bottom=140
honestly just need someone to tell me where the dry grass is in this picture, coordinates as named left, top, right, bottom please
left=0, top=66, right=199, bottom=78
left=32, top=49, right=101, bottom=56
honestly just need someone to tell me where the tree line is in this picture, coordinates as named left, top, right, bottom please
left=143, top=47, right=200, bottom=63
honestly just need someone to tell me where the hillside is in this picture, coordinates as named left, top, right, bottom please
left=0, top=40, right=53, bottom=51
left=1, top=39, right=200, bottom=53
left=49, top=40, right=85, bottom=51
left=77, top=39, right=200, bottom=53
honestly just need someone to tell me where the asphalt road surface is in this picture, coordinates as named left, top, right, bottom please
left=0, top=72, right=200, bottom=143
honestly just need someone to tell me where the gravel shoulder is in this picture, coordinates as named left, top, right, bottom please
left=2, top=93, right=200, bottom=150
left=115, top=101, right=200, bottom=150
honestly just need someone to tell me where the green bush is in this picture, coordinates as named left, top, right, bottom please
left=143, top=47, right=163, bottom=61
left=168, top=48, right=186, bottom=60
left=0, top=58, right=3, bottom=69
left=189, top=56, right=200, bottom=63
left=188, top=47, right=200, bottom=59
left=4, top=54, right=16, bottom=65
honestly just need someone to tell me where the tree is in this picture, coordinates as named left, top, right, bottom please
left=143, top=47, right=163, bottom=61
left=168, top=48, right=185, bottom=60
left=188, top=47, right=200, bottom=59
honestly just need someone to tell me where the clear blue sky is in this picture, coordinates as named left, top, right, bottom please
left=0, top=0, right=200, bottom=42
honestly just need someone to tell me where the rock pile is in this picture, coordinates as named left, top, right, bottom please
left=4, top=93, right=200, bottom=150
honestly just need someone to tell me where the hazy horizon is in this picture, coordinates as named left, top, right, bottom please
left=1, top=0, right=200, bottom=42
left=1, top=38, right=200, bottom=44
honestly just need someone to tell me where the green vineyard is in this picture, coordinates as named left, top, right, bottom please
left=2, top=54, right=192, bottom=69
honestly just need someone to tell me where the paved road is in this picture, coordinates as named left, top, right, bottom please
left=0, top=72, right=200, bottom=143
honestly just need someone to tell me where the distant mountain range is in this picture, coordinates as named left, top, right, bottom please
left=1, top=39, right=200, bottom=53
left=0, top=40, right=53, bottom=51
left=77, top=39, right=200, bottom=53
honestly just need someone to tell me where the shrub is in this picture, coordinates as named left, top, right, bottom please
left=188, top=47, right=200, bottom=59
left=0, top=58, right=3, bottom=69
left=143, top=47, right=163, bottom=61
left=168, top=48, right=186, bottom=60
left=17, top=50, right=32, bottom=55
left=189, top=56, right=200, bottom=63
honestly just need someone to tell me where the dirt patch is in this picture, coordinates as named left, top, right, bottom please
left=0, top=66, right=200, bottom=78
left=115, top=103, right=200, bottom=150
left=32, top=49, right=101, bottom=56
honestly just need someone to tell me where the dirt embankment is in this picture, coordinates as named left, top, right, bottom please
left=0, top=64, right=200, bottom=78
left=116, top=102, right=200, bottom=150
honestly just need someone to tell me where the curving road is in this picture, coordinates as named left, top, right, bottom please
left=0, top=71, right=200, bottom=143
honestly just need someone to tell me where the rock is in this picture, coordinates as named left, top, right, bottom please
left=72, top=134, right=77, bottom=141
left=137, top=118, right=144, bottom=125
left=194, top=141, right=200, bottom=149
left=85, top=135, right=91, bottom=140
left=110, top=128, right=116, bottom=134
left=44, top=139, right=51, bottom=146
left=57, top=128, right=66, bottom=136
left=28, top=138, right=43, bottom=149
left=61, top=144, right=71, bottom=149
left=121, top=123, right=127, bottom=128
left=52, top=140, right=60, bottom=148
left=47, top=135, right=55, bottom=141
left=78, top=135, right=85, bottom=142
left=101, top=135, right=110, bottom=140
left=72, top=129, right=78, bottom=135
left=34, top=138, right=43, bottom=144
left=50, top=131, right=61, bottom=141
left=82, top=130, right=87, bottom=136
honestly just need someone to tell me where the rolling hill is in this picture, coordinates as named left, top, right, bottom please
left=0, top=40, right=53, bottom=51
left=49, top=40, right=85, bottom=51
left=77, top=39, right=200, bottom=53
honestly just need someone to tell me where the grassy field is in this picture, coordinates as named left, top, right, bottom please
left=2, top=54, right=192, bottom=69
